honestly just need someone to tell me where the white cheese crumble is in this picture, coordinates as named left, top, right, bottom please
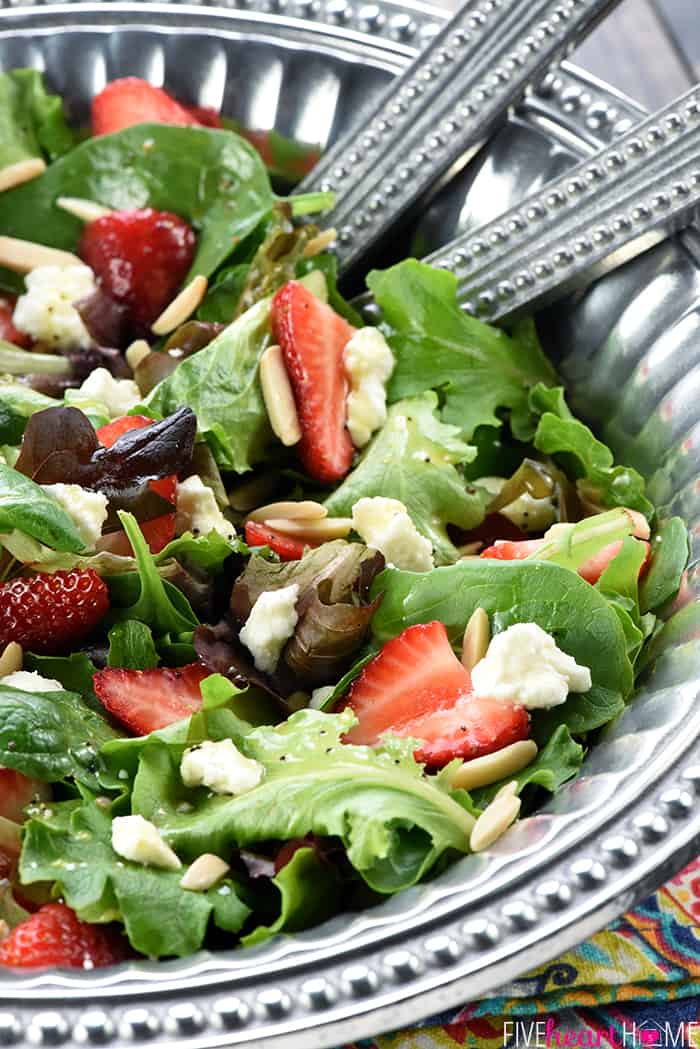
left=75, top=368, right=141, bottom=420
left=352, top=496, right=433, bottom=572
left=13, top=264, right=96, bottom=350
left=476, top=476, right=557, bottom=533
left=176, top=475, right=236, bottom=542
left=471, top=622, right=592, bottom=710
left=343, top=327, right=395, bottom=448
left=0, top=670, right=63, bottom=693
left=238, top=584, right=300, bottom=674
left=111, top=814, right=181, bottom=871
left=180, top=739, right=264, bottom=796
left=41, top=483, right=108, bottom=550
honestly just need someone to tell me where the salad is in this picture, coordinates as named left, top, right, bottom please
left=0, top=71, right=690, bottom=968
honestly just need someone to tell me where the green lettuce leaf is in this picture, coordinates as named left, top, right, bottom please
left=19, top=798, right=251, bottom=957
left=24, top=652, right=98, bottom=698
left=370, top=559, right=633, bottom=739
left=107, top=621, right=159, bottom=671
left=144, top=299, right=272, bottom=472
left=639, top=517, right=689, bottom=615
left=132, top=708, right=474, bottom=894
left=369, top=260, right=556, bottom=440
left=0, top=464, right=86, bottom=553
left=471, top=726, right=584, bottom=809
left=0, top=381, right=58, bottom=446
left=155, top=530, right=243, bottom=575
left=324, top=393, right=488, bottom=565
left=241, top=846, right=341, bottom=946
left=0, top=684, right=119, bottom=787
left=0, top=124, right=273, bottom=281
left=0, top=69, right=75, bottom=167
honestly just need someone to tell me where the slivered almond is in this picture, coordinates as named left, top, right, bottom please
left=125, top=339, right=151, bottom=371
left=0, top=158, right=46, bottom=193
left=469, top=792, right=521, bottom=852
left=56, top=196, right=113, bottom=222
left=247, top=500, right=327, bottom=524
left=0, top=641, right=22, bottom=677
left=264, top=516, right=353, bottom=541
left=151, top=274, right=208, bottom=336
left=461, top=607, right=490, bottom=672
left=259, top=344, right=302, bottom=447
left=179, top=853, right=230, bottom=892
left=0, top=236, right=82, bottom=273
left=494, top=779, right=519, bottom=801
left=450, top=740, right=538, bottom=792
left=302, top=227, right=337, bottom=258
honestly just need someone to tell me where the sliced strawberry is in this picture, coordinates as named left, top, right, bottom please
left=344, top=621, right=529, bottom=768
left=0, top=902, right=131, bottom=969
left=480, top=539, right=544, bottom=561
left=0, top=769, right=50, bottom=824
left=0, top=569, right=109, bottom=655
left=93, top=663, right=209, bottom=735
left=96, top=414, right=177, bottom=554
left=79, top=208, right=196, bottom=335
left=244, top=521, right=308, bottom=561
left=91, top=77, right=199, bottom=137
left=0, top=296, right=30, bottom=348
left=185, top=104, right=223, bottom=128
left=481, top=536, right=651, bottom=585
left=271, top=281, right=355, bottom=484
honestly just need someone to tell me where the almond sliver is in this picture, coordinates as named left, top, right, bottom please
left=0, top=158, right=46, bottom=193
left=0, top=236, right=82, bottom=273
left=0, top=641, right=22, bottom=677
left=151, top=274, right=208, bottom=336
left=259, top=345, right=302, bottom=447
left=247, top=500, right=327, bottom=523
left=264, top=516, right=353, bottom=541
left=469, top=793, right=521, bottom=852
left=302, top=227, right=337, bottom=258
left=125, top=339, right=151, bottom=370
left=450, top=740, right=537, bottom=792
left=56, top=196, right=113, bottom=222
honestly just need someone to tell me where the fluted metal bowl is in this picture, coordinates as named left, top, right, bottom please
left=1, top=4, right=700, bottom=1047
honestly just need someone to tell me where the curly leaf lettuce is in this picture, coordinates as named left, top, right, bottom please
left=131, top=708, right=475, bottom=894
left=324, top=393, right=488, bottom=565
left=369, top=260, right=556, bottom=440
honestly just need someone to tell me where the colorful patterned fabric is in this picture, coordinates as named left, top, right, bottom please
left=347, top=858, right=700, bottom=1049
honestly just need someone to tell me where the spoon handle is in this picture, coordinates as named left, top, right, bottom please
left=423, top=85, right=700, bottom=321
left=298, top=0, right=623, bottom=276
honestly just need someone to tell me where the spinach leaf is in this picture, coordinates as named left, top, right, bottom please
left=370, top=559, right=633, bottom=737
left=197, top=265, right=249, bottom=323
left=156, top=530, right=243, bottom=575
left=107, top=621, right=159, bottom=671
left=0, top=684, right=119, bottom=787
left=144, top=299, right=273, bottom=472
left=324, top=393, right=488, bottom=565
left=0, top=124, right=274, bottom=281
left=639, top=517, right=689, bottom=614
left=0, top=69, right=74, bottom=167
left=471, top=726, right=584, bottom=809
left=0, top=464, right=85, bottom=552
left=19, top=798, right=251, bottom=957
left=132, top=708, right=474, bottom=894
left=24, top=652, right=98, bottom=699
left=0, top=381, right=58, bottom=445
left=296, top=253, right=363, bottom=327
left=106, top=512, right=199, bottom=637
left=369, top=260, right=556, bottom=441
left=241, top=845, right=341, bottom=946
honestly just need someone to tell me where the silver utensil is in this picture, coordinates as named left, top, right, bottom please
left=421, top=83, right=700, bottom=320
left=299, top=0, right=623, bottom=275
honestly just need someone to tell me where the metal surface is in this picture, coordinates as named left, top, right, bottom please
left=0, top=5, right=698, bottom=1048
left=299, top=0, right=622, bottom=278
left=424, top=83, right=700, bottom=319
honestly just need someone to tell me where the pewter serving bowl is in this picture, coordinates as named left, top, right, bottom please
left=1, top=4, right=700, bottom=1046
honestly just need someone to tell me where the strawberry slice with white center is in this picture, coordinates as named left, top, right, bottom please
left=271, top=281, right=355, bottom=484
left=343, top=621, right=530, bottom=769
left=93, top=663, right=209, bottom=735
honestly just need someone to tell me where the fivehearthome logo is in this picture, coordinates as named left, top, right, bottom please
left=503, top=1019, right=700, bottom=1047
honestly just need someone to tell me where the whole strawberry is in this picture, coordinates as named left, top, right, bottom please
left=0, top=903, right=130, bottom=969
left=0, top=569, right=109, bottom=654
left=79, top=208, right=196, bottom=334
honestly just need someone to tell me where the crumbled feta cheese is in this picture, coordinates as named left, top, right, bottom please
left=471, top=622, right=592, bottom=710
left=176, top=475, right=236, bottom=541
left=352, top=496, right=433, bottom=572
left=476, top=476, right=557, bottom=533
left=343, top=327, right=395, bottom=448
left=13, top=265, right=96, bottom=350
left=0, top=670, right=63, bottom=693
left=180, top=739, right=264, bottom=796
left=111, top=815, right=181, bottom=871
left=75, top=368, right=141, bottom=420
left=41, top=483, right=108, bottom=549
left=239, top=584, right=300, bottom=674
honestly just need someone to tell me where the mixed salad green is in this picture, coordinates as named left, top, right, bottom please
left=0, top=70, right=689, bottom=967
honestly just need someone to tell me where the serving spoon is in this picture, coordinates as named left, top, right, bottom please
left=297, top=0, right=624, bottom=277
